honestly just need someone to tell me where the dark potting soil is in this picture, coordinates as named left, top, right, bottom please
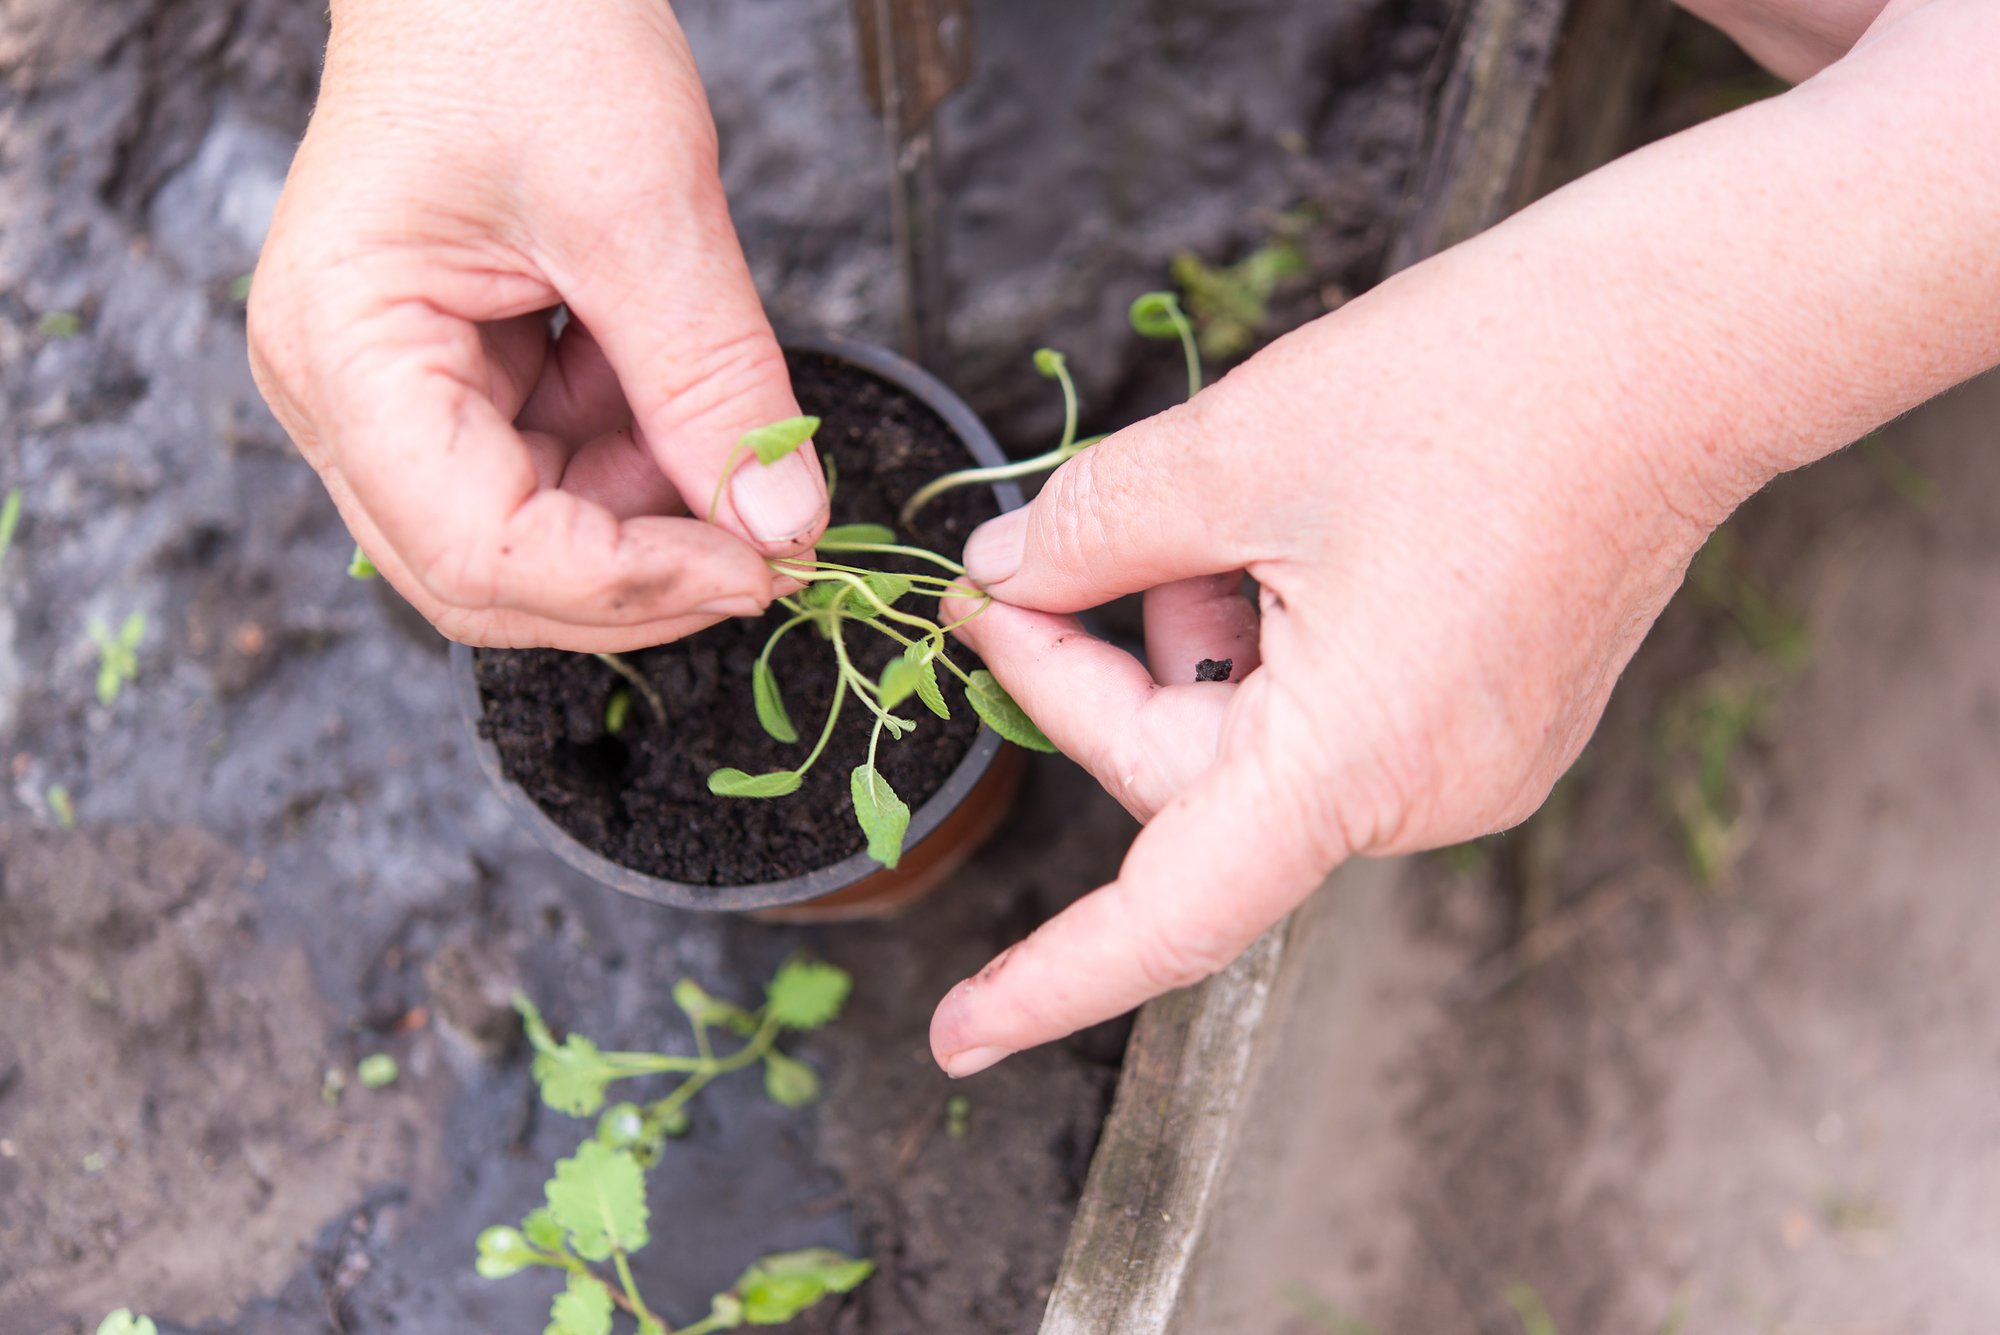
left=476, top=352, right=1001, bottom=887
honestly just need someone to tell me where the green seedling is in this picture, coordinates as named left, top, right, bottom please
left=47, top=784, right=76, bottom=830
left=479, top=960, right=871, bottom=1335
left=90, top=612, right=146, bottom=706
left=900, top=292, right=1201, bottom=526
left=1275, top=1282, right=1382, bottom=1335
left=595, top=652, right=665, bottom=723
left=358, top=1054, right=399, bottom=1088
left=707, top=416, right=823, bottom=525
left=605, top=688, right=633, bottom=735
left=230, top=272, right=255, bottom=302
left=96, top=1312, right=156, bottom=1335
left=39, top=310, right=81, bottom=339
left=0, top=487, right=22, bottom=571
left=348, top=544, right=379, bottom=580
left=945, top=1094, right=971, bottom=1140
left=1171, top=237, right=1305, bottom=362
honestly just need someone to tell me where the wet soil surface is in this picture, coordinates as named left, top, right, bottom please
left=476, top=354, right=997, bottom=887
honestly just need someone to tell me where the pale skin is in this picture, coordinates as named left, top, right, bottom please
left=249, top=0, right=2000, bottom=1077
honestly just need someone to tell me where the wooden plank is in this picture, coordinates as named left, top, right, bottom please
left=1038, top=919, right=1291, bottom=1335
left=1385, top=0, right=1569, bottom=272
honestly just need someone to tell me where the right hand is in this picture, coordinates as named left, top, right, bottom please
left=248, top=0, right=827, bottom=651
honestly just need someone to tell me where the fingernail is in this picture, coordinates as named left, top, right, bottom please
left=731, top=443, right=828, bottom=545
left=963, top=509, right=1028, bottom=587
left=942, top=1045, right=1013, bottom=1079
left=694, top=594, right=767, bottom=619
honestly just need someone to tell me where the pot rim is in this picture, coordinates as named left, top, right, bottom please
left=449, top=329, right=1025, bottom=912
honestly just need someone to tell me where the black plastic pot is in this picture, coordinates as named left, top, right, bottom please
left=450, top=330, right=1025, bottom=917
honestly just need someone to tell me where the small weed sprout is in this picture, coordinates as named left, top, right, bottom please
left=90, top=612, right=146, bottom=706
left=96, top=1312, right=156, bottom=1335
left=0, top=487, right=22, bottom=571
left=347, top=544, right=379, bottom=580
left=478, top=959, right=871, bottom=1334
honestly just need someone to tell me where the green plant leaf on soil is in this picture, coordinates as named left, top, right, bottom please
left=708, top=767, right=804, bottom=798
left=1032, top=347, right=1067, bottom=377
left=765, top=959, right=852, bottom=1030
left=1128, top=291, right=1187, bottom=339
left=0, top=487, right=22, bottom=570
left=817, top=523, right=896, bottom=547
left=348, top=544, right=379, bottom=579
left=864, top=571, right=912, bottom=608
left=673, top=978, right=752, bottom=1029
left=877, top=655, right=924, bottom=710
left=95, top=1312, right=157, bottom=1335
left=742, top=416, right=821, bottom=466
left=91, top=613, right=144, bottom=706
left=604, top=688, right=631, bottom=735
left=850, top=762, right=911, bottom=868
left=522, top=1207, right=566, bottom=1252
left=547, top=1271, right=615, bottom=1335
left=545, top=1140, right=649, bottom=1262
left=475, top=1225, right=540, bottom=1279
left=358, top=1054, right=398, bottom=1088
left=965, top=670, right=1056, bottom=751
left=762, top=1050, right=821, bottom=1107
left=904, top=643, right=949, bottom=719
left=230, top=272, right=255, bottom=302
left=47, top=784, right=76, bottom=831
left=733, top=1249, right=875, bottom=1325
left=516, top=993, right=624, bottom=1116
left=39, top=310, right=81, bottom=339
left=1503, top=1282, right=1559, bottom=1335
left=751, top=659, right=797, bottom=743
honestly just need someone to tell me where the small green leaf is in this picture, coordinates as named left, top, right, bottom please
left=762, top=1050, right=821, bottom=1107
left=95, top=1311, right=157, bottom=1335
left=850, top=763, right=910, bottom=869
left=547, top=1272, right=615, bottom=1335
left=765, top=959, right=853, bottom=1030
left=118, top=611, right=146, bottom=651
left=515, top=994, right=624, bottom=1117
left=864, top=571, right=912, bottom=608
left=708, top=1293, right=747, bottom=1329
left=752, top=660, right=797, bottom=743
left=741, top=416, right=821, bottom=467
left=0, top=487, right=22, bottom=570
left=965, top=670, right=1057, bottom=752
left=801, top=580, right=847, bottom=611
left=522, top=1207, right=566, bottom=1252
left=708, top=767, right=804, bottom=798
left=732, top=1249, right=875, bottom=1325
left=47, top=784, right=75, bottom=831
left=38, top=310, right=81, bottom=339
left=348, top=544, right=379, bottom=579
left=817, top=523, right=896, bottom=547
left=877, top=656, right=924, bottom=710
left=673, top=978, right=753, bottom=1029
left=1128, top=291, right=1187, bottom=339
left=1032, top=347, right=1067, bottom=377
left=475, top=1225, right=539, bottom=1279
left=904, top=643, right=949, bottom=719
left=946, top=1094, right=971, bottom=1139
left=604, top=688, right=631, bottom=735
left=358, top=1054, right=398, bottom=1088
left=230, top=272, right=255, bottom=302
left=545, top=1140, right=649, bottom=1261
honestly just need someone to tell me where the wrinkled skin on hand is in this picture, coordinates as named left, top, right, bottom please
left=930, top=0, right=2000, bottom=1076
left=248, top=0, right=828, bottom=651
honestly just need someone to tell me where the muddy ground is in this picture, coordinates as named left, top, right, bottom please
left=0, top=1, right=1449, bottom=1333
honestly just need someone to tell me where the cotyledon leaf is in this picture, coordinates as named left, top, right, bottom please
left=817, top=523, right=896, bottom=547
left=742, top=415, right=821, bottom=466
left=709, top=768, right=805, bottom=798
left=752, top=660, right=798, bottom=743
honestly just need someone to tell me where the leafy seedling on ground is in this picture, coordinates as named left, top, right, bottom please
left=358, top=1054, right=399, bottom=1088
left=39, top=310, right=82, bottom=339
left=347, top=544, right=379, bottom=579
left=1171, top=232, right=1306, bottom=361
left=476, top=959, right=872, bottom=1334
left=90, top=612, right=146, bottom=706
